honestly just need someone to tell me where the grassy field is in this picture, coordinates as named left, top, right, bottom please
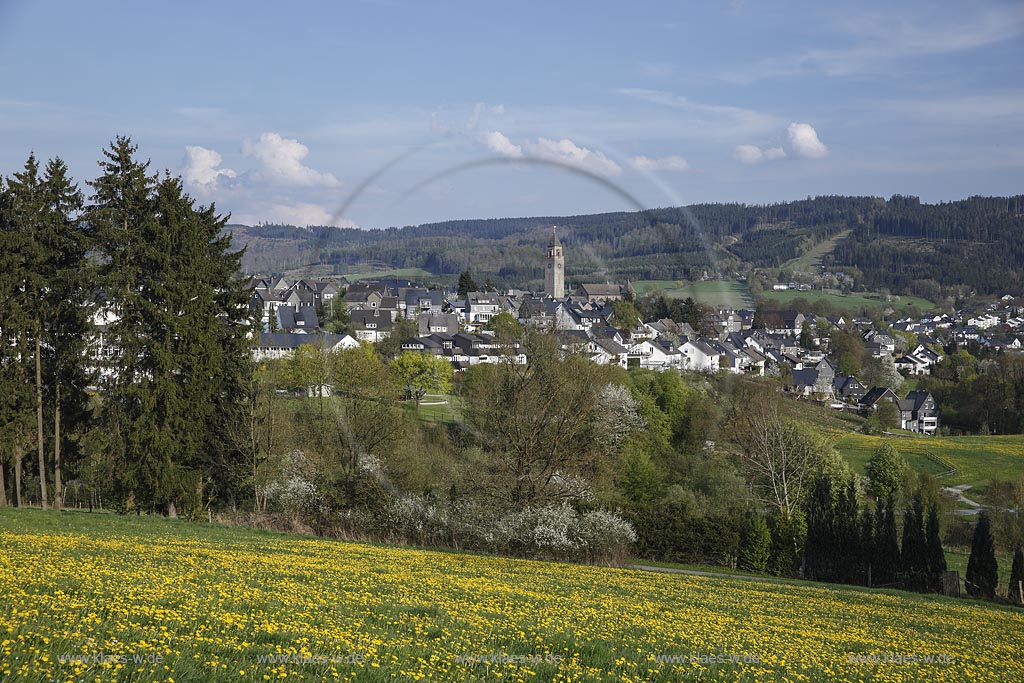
left=781, top=230, right=851, bottom=272
left=2, top=509, right=1022, bottom=682
left=339, top=267, right=434, bottom=283
left=834, top=433, right=1024, bottom=487
left=632, top=280, right=753, bottom=308
left=407, top=393, right=463, bottom=424
left=761, top=289, right=936, bottom=314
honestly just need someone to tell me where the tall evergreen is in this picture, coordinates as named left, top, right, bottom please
left=873, top=494, right=900, bottom=587
left=457, top=270, right=478, bottom=298
left=38, top=157, right=92, bottom=509
left=89, top=141, right=250, bottom=515
left=925, top=502, right=947, bottom=592
left=804, top=474, right=837, bottom=582
left=88, top=137, right=158, bottom=510
left=899, top=492, right=928, bottom=591
left=966, top=512, right=998, bottom=600
left=1009, top=547, right=1024, bottom=605
left=0, top=179, right=35, bottom=506
left=859, top=508, right=875, bottom=586
left=6, top=154, right=49, bottom=509
left=836, top=478, right=860, bottom=584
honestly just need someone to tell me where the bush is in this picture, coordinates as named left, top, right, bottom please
left=737, top=511, right=771, bottom=573
left=494, top=503, right=636, bottom=563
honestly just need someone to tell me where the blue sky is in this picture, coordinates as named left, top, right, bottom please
left=1, top=0, right=1022, bottom=228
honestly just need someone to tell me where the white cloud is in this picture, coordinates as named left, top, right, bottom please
left=787, top=122, right=828, bottom=159
left=491, top=104, right=506, bottom=115
left=530, top=137, right=622, bottom=176
left=631, top=155, right=690, bottom=172
left=733, top=144, right=784, bottom=165
left=236, top=202, right=357, bottom=229
left=181, top=145, right=236, bottom=193
left=482, top=130, right=523, bottom=158
left=242, top=132, right=339, bottom=187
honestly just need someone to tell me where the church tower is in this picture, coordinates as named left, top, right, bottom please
left=544, top=225, right=564, bottom=298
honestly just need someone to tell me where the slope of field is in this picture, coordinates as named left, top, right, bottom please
left=2, top=509, right=1021, bottom=682
left=781, top=229, right=851, bottom=272
left=760, top=289, right=936, bottom=314
left=632, top=280, right=753, bottom=307
left=835, top=433, right=1024, bottom=487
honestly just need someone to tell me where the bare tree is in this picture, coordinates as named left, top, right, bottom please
left=728, top=386, right=842, bottom=516
left=461, top=331, right=631, bottom=506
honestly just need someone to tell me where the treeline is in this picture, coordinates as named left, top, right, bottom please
left=832, top=195, right=1024, bottom=297
left=234, top=194, right=1024, bottom=299
left=0, top=138, right=251, bottom=514
left=917, top=348, right=1024, bottom=435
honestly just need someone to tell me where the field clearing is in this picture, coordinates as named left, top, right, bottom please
left=339, top=267, right=434, bottom=283
left=761, top=289, right=936, bottom=314
left=633, top=280, right=752, bottom=308
left=781, top=229, right=851, bottom=272
left=407, top=393, right=463, bottom=423
left=2, top=509, right=1022, bottom=682
left=834, top=433, right=1024, bottom=487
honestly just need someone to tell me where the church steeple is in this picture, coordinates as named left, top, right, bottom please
left=544, top=225, right=564, bottom=298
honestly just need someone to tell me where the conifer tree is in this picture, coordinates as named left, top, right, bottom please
left=925, top=501, right=947, bottom=592
left=89, top=140, right=250, bottom=514
left=966, top=513, right=998, bottom=599
left=899, top=492, right=928, bottom=591
left=804, top=474, right=837, bottom=582
left=873, top=494, right=899, bottom=586
left=859, top=508, right=875, bottom=586
left=1009, top=547, right=1024, bottom=605
left=6, top=154, right=49, bottom=509
left=38, top=157, right=92, bottom=509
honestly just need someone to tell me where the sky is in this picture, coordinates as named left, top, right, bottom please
left=1, top=0, right=1022, bottom=229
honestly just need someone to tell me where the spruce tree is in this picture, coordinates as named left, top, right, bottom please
left=837, top=478, right=860, bottom=584
left=804, top=475, right=837, bottom=582
left=925, top=502, right=947, bottom=592
left=966, top=513, right=998, bottom=599
left=39, top=157, right=92, bottom=510
left=88, top=137, right=158, bottom=511
left=457, top=270, right=477, bottom=298
left=859, top=508, right=875, bottom=586
left=899, top=492, right=928, bottom=591
left=1009, top=547, right=1024, bottom=605
left=873, top=494, right=900, bottom=587
left=6, top=154, right=49, bottom=509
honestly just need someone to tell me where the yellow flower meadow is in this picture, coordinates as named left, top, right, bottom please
left=0, top=509, right=1021, bottom=682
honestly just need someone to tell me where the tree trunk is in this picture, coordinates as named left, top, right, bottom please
left=35, top=330, right=48, bottom=510
left=13, top=427, right=24, bottom=508
left=0, top=450, right=7, bottom=507
left=54, top=382, right=63, bottom=510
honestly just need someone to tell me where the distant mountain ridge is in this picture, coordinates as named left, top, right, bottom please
left=224, top=195, right=1024, bottom=298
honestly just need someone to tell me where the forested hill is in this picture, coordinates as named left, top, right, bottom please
left=227, top=195, right=1024, bottom=297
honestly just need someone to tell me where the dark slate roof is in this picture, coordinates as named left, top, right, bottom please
left=258, top=333, right=349, bottom=350
left=791, top=368, right=819, bottom=387
left=351, top=309, right=394, bottom=329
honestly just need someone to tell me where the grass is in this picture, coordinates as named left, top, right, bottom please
left=781, top=229, right=851, bottom=272
left=339, top=267, right=434, bottom=283
left=406, top=393, right=464, bottom=424
left=760, top=289, right=936, bottom=314
left=2, top=508, right=1022, bottom=682
left=834, top=433, right=1024, bottom=488
left=632, top=280, right=752, bottom=308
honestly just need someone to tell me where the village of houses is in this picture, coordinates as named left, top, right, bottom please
left=241, top=232, right=1024, bottom=438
